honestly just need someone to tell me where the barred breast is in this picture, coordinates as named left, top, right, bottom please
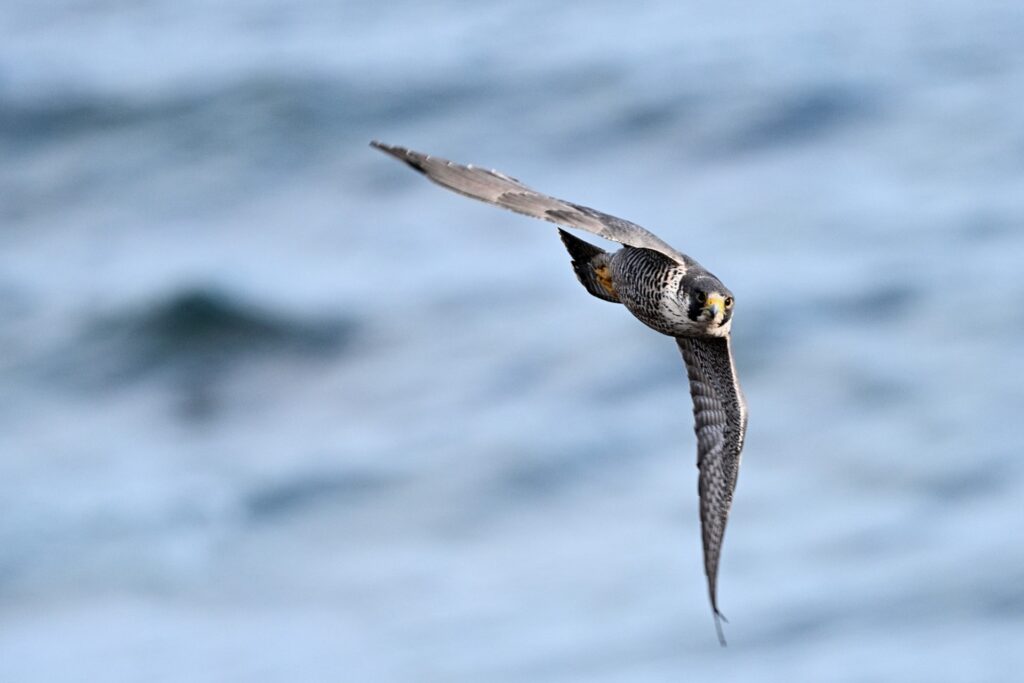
left=610, top=247, right=697, bottom=337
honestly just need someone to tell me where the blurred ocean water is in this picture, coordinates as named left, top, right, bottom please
left=1, top=1, right=1023, bottom=680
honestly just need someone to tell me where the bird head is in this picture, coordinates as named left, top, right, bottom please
left=681, top=274, right=735, bottom=335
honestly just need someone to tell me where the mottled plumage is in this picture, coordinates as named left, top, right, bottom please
left=372, top=141, right=749, bottom=645
left=677, top=335, right=748, bottom=644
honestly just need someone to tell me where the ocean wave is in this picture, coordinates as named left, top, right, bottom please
left=64, top=287, right=356, bottom=394
left=723, top=83, right=883, bottom=153
left=0, top=73, right=489, bottom=152
left=244, top=468, right=395, bottom=522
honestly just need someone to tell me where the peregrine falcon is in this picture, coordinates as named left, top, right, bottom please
left=371, top=142, right=748, bottom=645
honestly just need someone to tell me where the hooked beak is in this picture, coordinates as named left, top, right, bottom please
left=704, top=295, right=725, bottom=321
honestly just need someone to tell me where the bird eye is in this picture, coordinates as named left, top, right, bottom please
left=725, top=297, right=734, bottom=308
left=696, top=291, right=707, bottom=304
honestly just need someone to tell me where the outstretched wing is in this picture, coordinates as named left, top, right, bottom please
left=676, top=334, right=748, bottom=645
left=371, top=141, right=687, bottom=263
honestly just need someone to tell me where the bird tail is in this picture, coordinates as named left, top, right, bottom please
left=558, top=229, right=620, bottom=304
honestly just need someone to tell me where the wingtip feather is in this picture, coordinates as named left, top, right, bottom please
left=714, top=610, right=728, bottom=647
left=709, top=585, right=728, bottom=646
left=369, top=140, right=399, bottom=156
left=370, top=140, right=405, bottom=157
left=370, top=141, right=430, bottom=174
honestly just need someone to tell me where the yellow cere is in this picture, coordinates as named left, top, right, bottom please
left=705, top=295, right=725, bottom=310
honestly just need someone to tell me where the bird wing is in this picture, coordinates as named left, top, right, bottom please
left=676, top=334, right=748, bottom=645
left=371, top=141, right=688, bottom=263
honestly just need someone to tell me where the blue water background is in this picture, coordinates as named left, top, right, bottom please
left=1, top=1, right=1023, bottom=680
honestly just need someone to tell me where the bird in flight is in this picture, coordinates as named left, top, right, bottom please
left=371, top=142, right=748, bottom=645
